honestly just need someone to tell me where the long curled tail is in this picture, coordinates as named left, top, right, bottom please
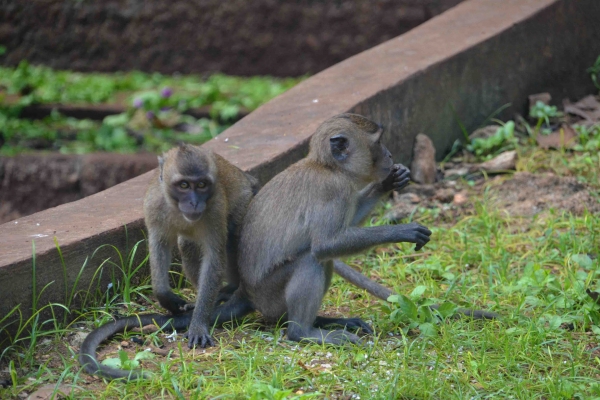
left=79, top=311, right=193, bottom=381
left=333, top=260, right=499, bottom=320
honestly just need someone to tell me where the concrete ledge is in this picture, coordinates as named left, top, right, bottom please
left=1, top=0, right=599, bottom=341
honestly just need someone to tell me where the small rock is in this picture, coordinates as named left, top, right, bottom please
left=393, top=192, right=420, bottom=204
left=120, top=340, right=130, bottom=348
left=68, top=331, right=88, bottom=348
left=453, top=192, right=468, bottom=205
left=443, top=167, right=470, bottom=179
left=528, top=92, right=552, bottom=109
left=403, top=184, right=437, bottom=198
left=384, top=203, right=418, bottom=222
left=410, top=133, right=437, bottom=184
left=433, top=188, right=455, bottom=203
left=472, top=151, right=517, bottom=173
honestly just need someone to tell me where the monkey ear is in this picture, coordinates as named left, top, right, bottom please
left=158, top=156, right=164, bottom=181
left=330, top=134, right=350, bottom=161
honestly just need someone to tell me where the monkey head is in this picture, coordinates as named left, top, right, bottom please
left=158, top=144, right=216, bottom=222
left=308, top=113, right=394, bottom=183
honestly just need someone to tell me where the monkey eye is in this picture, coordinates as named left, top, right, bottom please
left=179, top=181, right=190, bottom=189
left=197, top=181, right=207, bottom=189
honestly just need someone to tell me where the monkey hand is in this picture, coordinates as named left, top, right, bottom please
left=156, top=291, right=189, bottom=315
left=381, top=164, right=410, bottom=192
left=185, top=322, right=216, bottom=349
left=394, top=222, right=432, bottom=251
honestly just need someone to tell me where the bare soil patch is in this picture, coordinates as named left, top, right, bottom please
left=487, top=172, right=600, bottom=217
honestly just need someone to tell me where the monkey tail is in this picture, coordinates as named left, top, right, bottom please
left=79, top=312, right=193, bottom=381
left=333, top=260, right=393, bottom=300
left=333, top=260, right=499, bottom=320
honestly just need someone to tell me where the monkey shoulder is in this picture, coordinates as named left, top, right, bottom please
left=143, top=178, right=165, bottom=213
left=212, top=153, right=255, bottom=207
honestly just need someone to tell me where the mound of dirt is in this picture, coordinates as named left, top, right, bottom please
left=487, top=172, right=600, bottom=217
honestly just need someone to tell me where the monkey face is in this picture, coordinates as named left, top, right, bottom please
left=372, top=135, right=394, bottom=181
left=167, top=176, right=214, bottom=222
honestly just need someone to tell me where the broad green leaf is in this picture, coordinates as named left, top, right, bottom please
left=572, top=254, right=593, bottom=270
left=437, top=302, right=458, bottom=319
left=548, top=315, right=563, bottom=330
left=134, top=350, right=155, bottom=362
left=387, top=295, right=401, bottom=303
left=101, top=357, right=122, bottom=368
left=396, top=294, right=418, bottom=321
left=419, top=322, right=437, bottom=337
left=410, top=285, right=427, bottom=300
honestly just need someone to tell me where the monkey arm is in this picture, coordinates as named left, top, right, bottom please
left=352, top=165, right=411, bottom=225
left=185, top=241, right=226, bottom=348
left=312, top=222, right=431, bottom=261
left=148, top=232, right=187, bottom=314
left=352, top=182, right=386, bottom=225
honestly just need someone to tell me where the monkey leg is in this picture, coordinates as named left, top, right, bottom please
left=150, top=234, right=187, bottom=315
left=283, top=254, right=361, bottom=345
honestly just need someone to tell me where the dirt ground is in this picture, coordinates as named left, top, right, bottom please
left=386, top=170, right=600, bottom=224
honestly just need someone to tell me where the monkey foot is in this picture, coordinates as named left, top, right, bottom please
left=185, top=326, right=215, bottom=348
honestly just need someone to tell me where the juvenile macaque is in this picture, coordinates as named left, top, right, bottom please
left=233, top=113, right=432, bottom=344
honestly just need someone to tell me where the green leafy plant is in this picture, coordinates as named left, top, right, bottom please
left=588, top=55, right=600, bottom=91
left=0, top=65, right=303, bottom=155
left=466, top=120, right=517, bottom=160
left=384, top=286, right=457, bottom=337
left=101, top=349, right=155, bottom=371
left=573, top=124, right=600, bottom=152
left=529, top=100, right=562, bottom=136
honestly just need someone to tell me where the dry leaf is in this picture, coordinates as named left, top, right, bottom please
left=536, top=125, right=577, bottom=149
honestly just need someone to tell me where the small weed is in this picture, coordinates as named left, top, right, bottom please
left=466, top=120, right=517, bottom=160
left=101, top=349, right=155, bottom=371
left=588, top=55, right=600, bottom=91
left=529, top=100, right=562, bottom=136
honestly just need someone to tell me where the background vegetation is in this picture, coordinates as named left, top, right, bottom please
left=0, top=61, right=303, bottom=155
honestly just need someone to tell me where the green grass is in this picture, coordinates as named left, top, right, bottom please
left=1, top=143, right=600, bottom=398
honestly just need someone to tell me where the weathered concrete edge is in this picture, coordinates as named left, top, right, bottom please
left=1, top=0, right=599, bottom=341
